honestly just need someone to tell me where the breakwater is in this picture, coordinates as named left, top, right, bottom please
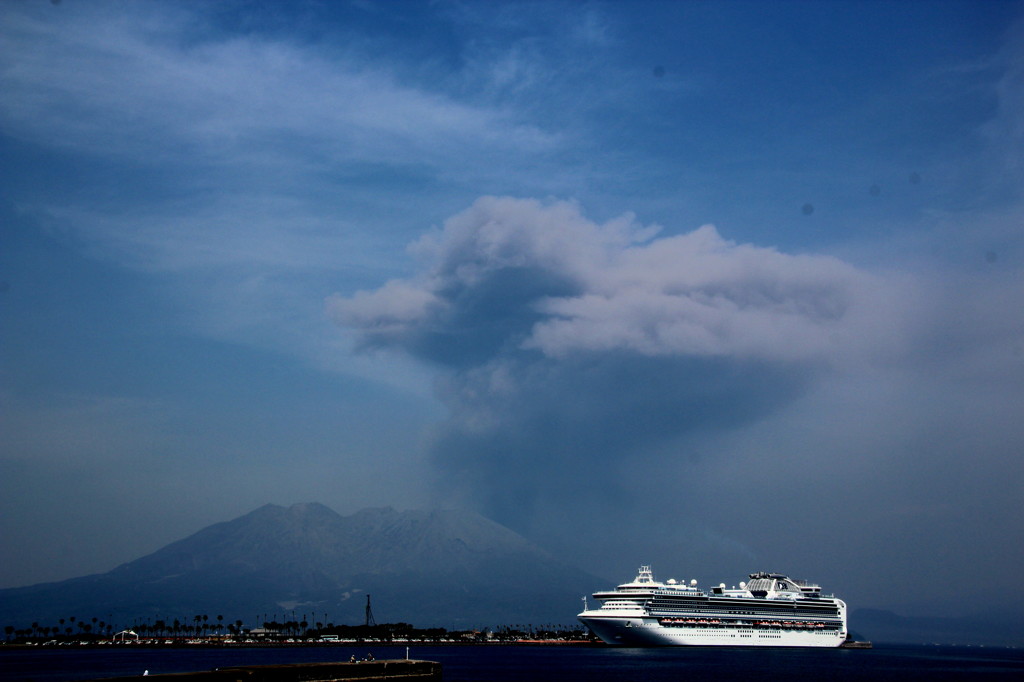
left=83, top=659, right=442, bottom=682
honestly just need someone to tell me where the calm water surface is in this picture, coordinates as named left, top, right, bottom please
left=2, top=644, right=1022, bottom=681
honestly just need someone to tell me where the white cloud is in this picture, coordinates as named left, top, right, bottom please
left=0, top=3, right=554, bottom=164
left=528, top=225, right=888, bottom=362
left=0, top=0, right=564, bottom=297
left=330, top=280, right=443, bottom=334
left=333, top=196, right=908, bottom=366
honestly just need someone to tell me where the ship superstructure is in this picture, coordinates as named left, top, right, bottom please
left=578, top=566, right=847, bottom=647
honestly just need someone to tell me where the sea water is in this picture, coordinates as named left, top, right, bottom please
left=2, top=644, right=1023, bottom=681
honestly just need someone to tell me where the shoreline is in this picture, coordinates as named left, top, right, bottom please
left=0, top=639, right=603, bottom=650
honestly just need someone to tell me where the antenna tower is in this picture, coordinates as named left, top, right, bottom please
left=365, top=594, right=376, bottom=627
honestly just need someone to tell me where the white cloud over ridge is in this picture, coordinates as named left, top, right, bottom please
left=328, top=196, right=924, bottom=534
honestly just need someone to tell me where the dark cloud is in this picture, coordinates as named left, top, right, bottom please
left=379, top=265, right=580, bottom=368
left=427, top=353, right=809, bottom=527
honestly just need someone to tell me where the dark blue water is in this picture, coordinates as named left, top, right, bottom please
left=2, top=644, right=1023, bottom=681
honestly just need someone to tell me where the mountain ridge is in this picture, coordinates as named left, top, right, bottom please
left=0, top=503, right=600, bottom=629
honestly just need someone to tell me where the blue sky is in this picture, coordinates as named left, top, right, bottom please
left=2, top=0, right=1023, bottom=621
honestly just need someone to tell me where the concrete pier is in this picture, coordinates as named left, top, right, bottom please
left=86, top=659, right=442, bottom=681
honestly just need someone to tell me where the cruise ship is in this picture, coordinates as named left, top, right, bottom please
left=578, top=566, right=847, bottom=647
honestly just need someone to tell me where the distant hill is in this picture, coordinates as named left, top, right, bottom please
left=0, top=503, right=602, bottom=630
left=851, top=608, right=1024, bottom=648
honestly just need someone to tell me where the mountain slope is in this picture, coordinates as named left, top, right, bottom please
left=0, top=504, right=600, bottom=629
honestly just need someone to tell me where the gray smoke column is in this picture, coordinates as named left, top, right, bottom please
left=328, top=197, right=900, bottom=531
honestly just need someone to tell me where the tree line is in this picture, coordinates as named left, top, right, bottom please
left=3, top=614, right=591, bottom=644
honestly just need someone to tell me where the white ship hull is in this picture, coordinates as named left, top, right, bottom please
left=579, top=614, right=846, bottom=647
